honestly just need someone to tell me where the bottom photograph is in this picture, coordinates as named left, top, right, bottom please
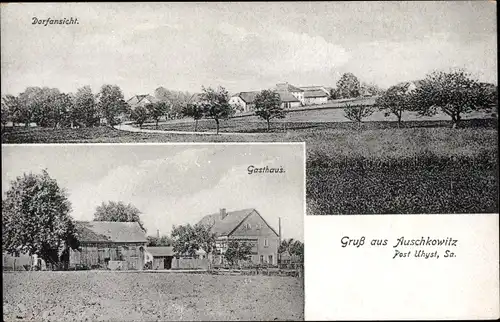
left=2, top=143, right=305, bottom=321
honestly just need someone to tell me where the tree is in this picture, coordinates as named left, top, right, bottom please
left=93, top=201, right=146, bottom=232
left=50, top=93, right=73, bottom=129
left=336, top=73, right=361, bottom=99
left=409, top=69, right=494, bottom=128
left=1, top=101, right=8, bottom=131
left=171, top=224, right=198, bottom=257
left=344, top=103, right=374, bottom=129
left=181, top=103, right=204, bottom=131
left=2, top=95, right=21, bottom=127
left=2, top=170, right=79, bottom=265
left=376, top=83, right=411, bottom=127
left=97, top=84, right=128, bottom=127
left=199, top=86, right=235, bottom=134
left=254, top=89, right=286, bottom=131
left=224, top=240, right=253, bottom=267
left=155, top=87, right=192, bottom=118
left=147, top=102, right=170, bottom=129
left=329, top=88, right=339, bottom=100
left=130, top=105, right=149, bottom=129
left=361, top=82, right=385, bottom=96
left=171, top=223, right=216, bottom=257
left=72, top=86, right=99, bottom=127
left=17, top=87, right=61, bottom=127
left=147, top=235, right=173, bottom=247
left=17, top=87, right=43, bottom=127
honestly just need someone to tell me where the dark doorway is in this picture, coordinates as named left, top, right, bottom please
left=164, top=256, right=172, bottom=269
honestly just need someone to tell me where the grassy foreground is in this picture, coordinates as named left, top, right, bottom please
left=3, top=271, right=304, bottom=321
left=2, top=119, right=498, bottom=214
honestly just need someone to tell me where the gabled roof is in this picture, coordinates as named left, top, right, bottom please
left=304, top=89, right=329, bottom=98
left=127, top=94, right=158, bottom=105
left=277, top=91, right=300, bottom=102
left=396, top=80, right=424, bottom=89
left=197, top=208, right=278, bottom=237
left=146, top=246, right=174, bottom=257
left=74, top=221, right=147, bottom=243
left=276, top=83, right=304, bottom=92
left=236, top=91, right=260, bottom=104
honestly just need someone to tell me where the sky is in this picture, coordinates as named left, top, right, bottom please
left=1, top=2, right=497, bottom=99
left=1, top=144, right=305, bottom=241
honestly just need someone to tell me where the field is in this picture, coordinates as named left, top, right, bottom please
left=2, top=116, right=498, bottom=214
left=2, top=271, right=304, bottom=321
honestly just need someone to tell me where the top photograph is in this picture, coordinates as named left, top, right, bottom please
left=1, top=2, right=498, bottom=214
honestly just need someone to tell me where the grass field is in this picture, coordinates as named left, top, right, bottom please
left=2, top=118, right=497, bottom=214
left=3, top=271, right=304, bottom=321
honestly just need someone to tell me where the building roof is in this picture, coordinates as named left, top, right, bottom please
left=276, top=83, right=304, bottom=92
left=304, top=89, right=329, bottom=98
left=146, top=246, right=174, bottom=257
left=74, top=221, right=148, bottom=243
left=277, top=91, right=300, bottom=102
left=127, top=94, right=158, bottom=105
left=235, top=91, right=260, bottom=104
left=396, top=80, right=424, bottom=89
left=197, top=208, right=278, bottom=237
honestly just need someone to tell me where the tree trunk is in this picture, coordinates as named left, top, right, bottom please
left=156, top=119, right=159, bottom=130
left=397, top=113, right=402, bottom=128
left=215, top=119, right=220, bottom=135
left=267, top=119, right=271, bottom=132
left=451, top=113, right=461, bottom=129
left=195, top=119, right=198, bottom=132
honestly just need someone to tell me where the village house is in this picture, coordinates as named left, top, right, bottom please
left=126, top=94, right=158, bottom=110
left=69, top=221, right=148, bottom=270
left=229, top=91, right=260, bottom=113
left=396, top=80, right=424, bottom=94
left=145, top=246, right=174, bottom=270
left=299, top=86, right=330, bottom=105
left=276, top=82, right=305, bottom=105
left=197, top=208, right=280, bottom=266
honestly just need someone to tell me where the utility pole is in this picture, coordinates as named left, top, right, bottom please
left=278, top=217, right=282, bottom=265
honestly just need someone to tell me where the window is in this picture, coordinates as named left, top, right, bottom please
left=260, top=255, right=264, bottom=264
left=256, top=223, right=261, bottom=230
left=264, top=238, right=269, bottom=247
left=268, top=255, right=273, bottom=265
left=246, top=223, right=251, bottom=229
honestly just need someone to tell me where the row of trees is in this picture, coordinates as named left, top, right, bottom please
left=1, top=85, right=129, bottom=130
left=338, top=70, right=497, bottom=128
left=2, top=169, right=303, bottom=267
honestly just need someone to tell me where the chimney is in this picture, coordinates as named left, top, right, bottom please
left=220, top=208, right=227, bottom=220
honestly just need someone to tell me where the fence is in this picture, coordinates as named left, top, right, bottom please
left=171, top=257, right=209, bottom=270
left=210, top=266, right=303, bottom=278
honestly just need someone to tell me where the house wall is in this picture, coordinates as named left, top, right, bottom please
left=69, top=242, right=146, bottom=270
left=215, top=211, right=279, bottom=265
left=281, top=101, right=301, bottom=109
left=229, top=96, right=248, bottom=113
left=291, top=91, right=305, bottom=105
left=304, top=96, right=328, bottom=105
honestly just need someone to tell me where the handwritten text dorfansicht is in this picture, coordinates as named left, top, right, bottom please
left=247, top=165, right=285, bottom=175
left=32, top=17, right=79, bottom=26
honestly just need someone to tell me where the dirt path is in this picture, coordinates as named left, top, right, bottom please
left=116, top=123, right=266, bottom=136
